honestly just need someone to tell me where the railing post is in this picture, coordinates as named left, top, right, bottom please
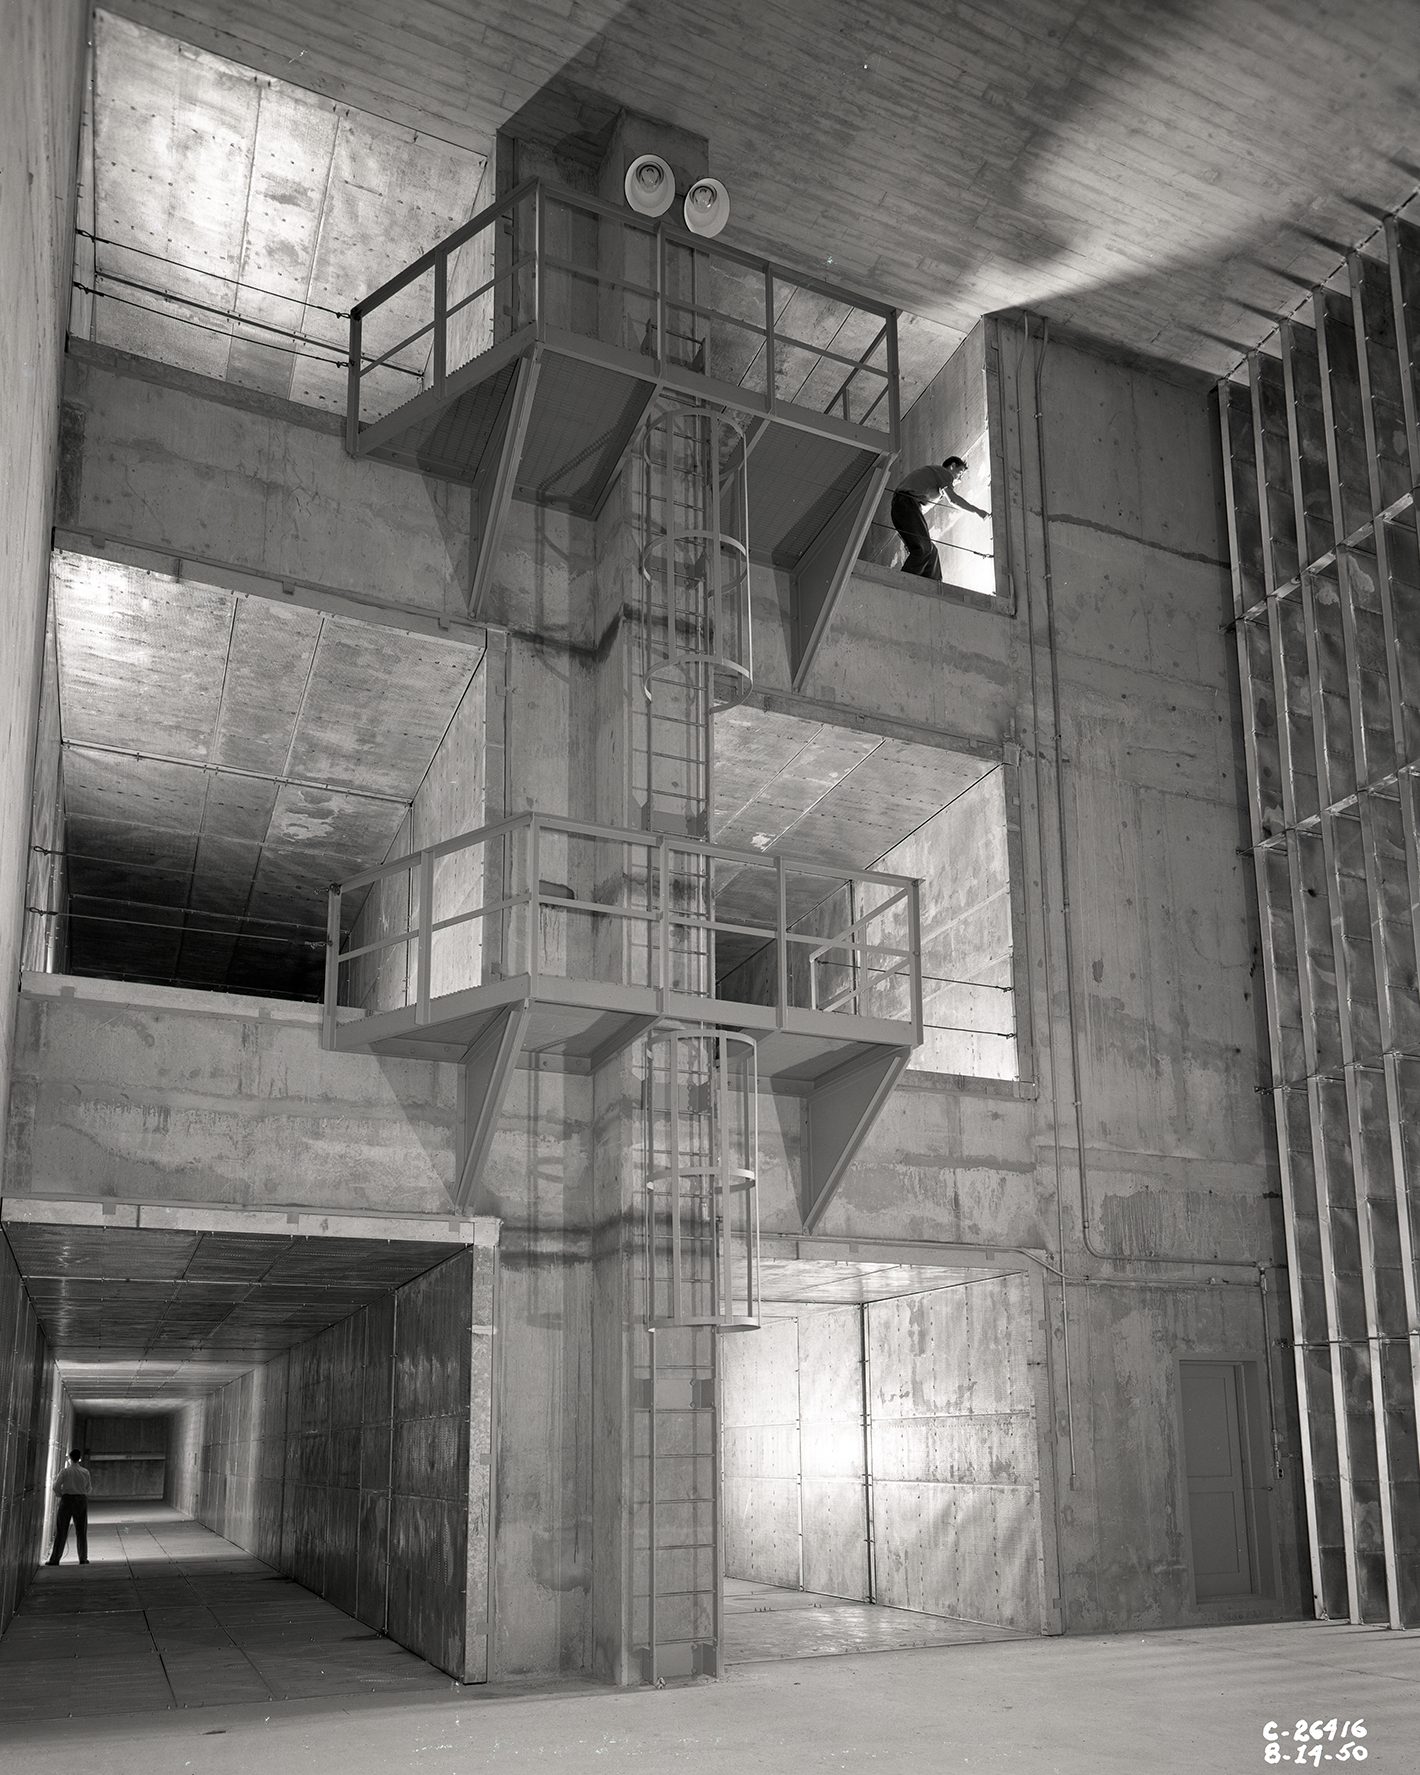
left=668, top=1029, right=683, bottom=1325
left=886, top=310, right=901, bottom=446
left=776, top=855, right=789, bottom=1022
left=345, top=307, right=362, bottom=455
left=764, top=266, right=776, bottom=412
left=908, top=877, right=923, bottom=1043
left=416, top=850, right=434, bottom=1023
left=658, top=835, right=670, bottom=1010
left=655, top=225, right=667, bottom=371
left=433, top=251, right=447, bottom=396
left=533, top=185, right=544, bottom=337
left=527, top=815, right=540, bottom=990
left=323, top=887, right=341, bottom=1048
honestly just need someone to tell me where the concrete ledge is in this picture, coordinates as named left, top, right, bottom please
left=762, top=1231, right=1039, bottom=1272
left=1, top=1192, right=499, bottom=1246
left=19, top=970, right=380, bottom=1029
left=853, top=558, right=1006, bottom=615
left=21, top=970, right=328, bottom=1024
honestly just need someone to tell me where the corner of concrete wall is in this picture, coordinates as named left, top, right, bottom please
left=0, top=0, right=86, bottom=1195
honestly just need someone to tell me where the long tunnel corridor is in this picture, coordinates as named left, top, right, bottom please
left=0, top=1502, right=455, bottom=1724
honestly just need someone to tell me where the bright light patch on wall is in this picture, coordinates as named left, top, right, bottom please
left=72, top=11, right=487, bottom=413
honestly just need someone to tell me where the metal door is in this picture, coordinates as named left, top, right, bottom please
left=1180, top=1360, right=1255, bottom=1599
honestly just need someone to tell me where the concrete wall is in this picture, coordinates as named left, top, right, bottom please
left=748, top=320, right=1304, bottom=1634
left=24, top=288, right=1307, bottom=1655
left=863, top=320, right=996, bottom=594
left=166, top=1401, right=202, bottom=1515
left=722, top=1315, right=801, bottom=1588
left=875, top=767, right=1016, bottom=1078
left=347, top=655, right=489, bottom=1014
left=58, top=344, right=475, bottom=631
left=5, top=976, right=462, bottom=1216
left=799, top=1306, right=871, bottom=1600
left=722, top=1306, right=872, bottom=1601
left=723, top=1285, right=1038, bottom=1628
left=0, top=1232, right=58, bottom=1630
left=197, top=1246, right=495, bottom=1683
left=22, top=605, right=67, bottom=976
left=0, top=0, right=85, bottom=1192
left=479, top=1065, right=596, bottom=1681
left=869, top=1276, right=1039, bottom=1630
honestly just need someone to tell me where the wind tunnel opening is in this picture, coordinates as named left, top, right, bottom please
left=719, top=1259, right=1044, bottom=1664
left=24, top=551, right=488, bottom=1005
left=0, top=1214, right=496, bottom=1706
left=858, top=320, right=997, bottom=595
left=712, top=706, right=1018, bottom=1079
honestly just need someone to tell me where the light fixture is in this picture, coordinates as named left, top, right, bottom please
left=682, top=177, right=730, bottom=237
left=624, top=154, right=675, bottom=217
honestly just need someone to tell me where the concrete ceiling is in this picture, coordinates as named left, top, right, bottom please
left=712, top=707, right=991, bottom=973
left=107, top=0, right=1420, bottom=377
left=51, top=552, right=481, bottom=997
left=73, top=10, right=487, bottom=411
left=715, top=707, right=989, bottom=868
left=4, top=1221, right=461, bottom=1405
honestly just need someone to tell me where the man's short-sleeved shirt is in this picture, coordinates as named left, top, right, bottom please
left=55, top=1463, right=91, bottom=1496
left=897, top=464, right=952, bottom=503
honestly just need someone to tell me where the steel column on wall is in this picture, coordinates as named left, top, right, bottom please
left=1219, top=206, right=1420, bottom=1628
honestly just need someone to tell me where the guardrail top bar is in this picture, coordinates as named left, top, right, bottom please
left=352, top=178, right=895, bottom=328
left=330, top=810, right=919, bottom=901
left=348, top=177, right=898, bottom=374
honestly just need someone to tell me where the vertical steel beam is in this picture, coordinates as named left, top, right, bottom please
left=1331, top=547, right=1404, bottom=1628
left=1219, top=371, right=1328, bottom=1614
left=345, top=308, right=363, bottom=457
left=433, top=252, right=447, bottom=397
left=1384, top=216, right=1420, bottom=486
left=322, top=887, right=341, bottom=1050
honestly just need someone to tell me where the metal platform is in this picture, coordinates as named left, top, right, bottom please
left=323, top=813, right=921, bottom=1228
left=346, top=179, right=901, bottom=688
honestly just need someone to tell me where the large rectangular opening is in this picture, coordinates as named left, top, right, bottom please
left=719, top=1258, right=1044, bottom=1662
left=0, top=1205, right=496, bottom=1696
left=25, top=552, right=487, bottom=1003
left=859, top=320, right=998, bottom=596
left=714, top=707, right=1018, bottom=1078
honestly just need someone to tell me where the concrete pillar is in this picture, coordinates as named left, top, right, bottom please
left=491, top=103, right=725, bottom=1683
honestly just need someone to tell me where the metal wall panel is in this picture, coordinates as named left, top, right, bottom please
left=1220, top=211, right=1420, bottom=1627
left=197, top=1245, right=494, bottom=1680
left=0, top=1238, right=57, bottom=1634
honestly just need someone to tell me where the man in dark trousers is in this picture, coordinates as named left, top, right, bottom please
left=47, top=1448, right=92, bottom=1565
left=890, top=455, right=989, bottom=579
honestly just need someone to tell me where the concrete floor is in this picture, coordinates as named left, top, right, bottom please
left=722, top=1576, right=1022, bottom=1662
left=1, top=1506, right=1415, bottom=1773
left=0, top=1502, right=454, bottom=1724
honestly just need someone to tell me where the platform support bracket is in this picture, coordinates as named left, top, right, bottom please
left=454, top=999, right=533, bottom=1210
left=469, top=347, right=543, bottom=623
left=790, top=450, right=897, bottom=691
left=800, top=1046, right=908, bottom=1232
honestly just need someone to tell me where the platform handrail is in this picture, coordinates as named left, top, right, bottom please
left=346, top=178, right=900, bottom=448
left=327, top=811, right=921, bottom=1040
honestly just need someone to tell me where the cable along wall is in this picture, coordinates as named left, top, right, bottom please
left=1219, top=209, right=1420, bottom=1629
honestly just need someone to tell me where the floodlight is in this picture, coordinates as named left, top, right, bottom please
left=682, top=178, right=730, bottom=237
left=624, top=154, right=675, bottom=217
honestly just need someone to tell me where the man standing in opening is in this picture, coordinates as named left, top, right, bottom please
left=47, top=1448, right=91, bottom=1565
left=890, top=455, right=989, bottom=580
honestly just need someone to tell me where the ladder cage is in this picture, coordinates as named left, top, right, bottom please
left=638, top=404, right=752, bottom=713
left=644, top=1024, right=760, bottom=1330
